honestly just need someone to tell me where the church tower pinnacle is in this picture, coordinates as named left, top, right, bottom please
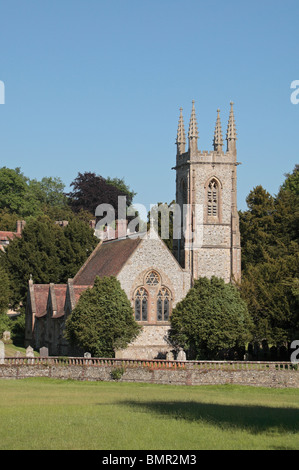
left=188, top=100, right=199, bottom=155
left=226, top=101, right=237, bottom=154
left=213, top=109, right=224, bottom=152
left=176, top=107, right=186, bottom=155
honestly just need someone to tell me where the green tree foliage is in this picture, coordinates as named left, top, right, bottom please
left=0, top=215, right=99, bottom=308
left=0, top=209, right=19, bottom=232
left=0, top=167, right=68, bottom=218
left=65, top=276, right=141, bottom=357
left=147, top=201, right=175, bottom=252
left=0, top=264, right=11, bottom=338
left=28, top=176, right=68, bottom=209
left=280, top=164, right=299, bottom=195
left=169, top=277, right=252, bottom=360
left=239, top=166, right=299, bottom=346
left=106, top=176, right=136, bottom=205
left=0, top=264, right=10, bottom=315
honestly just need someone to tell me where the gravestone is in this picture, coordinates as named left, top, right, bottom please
left=0, top=340, right=4, bottom=364
left=26, top=346, right=34, bottom=358
left=40, top=347, right=49, bottom=358
left=177, top=349, right=187, bottom=361
left=166, top=351, right=174, bottom=361
left=2, top=331, right=10, bottom=342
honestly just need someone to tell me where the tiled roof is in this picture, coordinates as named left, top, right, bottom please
left=73, top=286, right=89, bottom=303
left=53, top=285, right=67, bottom=317
left=0, top=231, right=21, bottom=241
left=33, top=285, right=50, bottom=318
left=73, top=235, right=142, bottom=286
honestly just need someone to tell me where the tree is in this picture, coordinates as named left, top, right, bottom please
left=28, top=176, right=67, bottom=209
left=169, top=277, right=252, bottom=360
left=60, top=217, right=100, bottom=279
left=239, top=185, right=276, bottom=268
left=0, top=209, right=19, bottom=232
left=280, top=165, right=299, bottom=196
left=106, top=176, right=136, bottom=206
left=239, top=168, right=299, bottom=348
left=0, top=264, right=11, bottom=339
left=67, top=172, right=136, bottom=218
left=147, top=201, right=175, bottom=252
left=65, top=276, right=141, bottom=357
left=0, top=167, right=69, bottom=219
left=0, top=215, right=99, bottom=308
left=0, top=264, right=10, bottom=315
left=0, top=167, right=36, bottom=216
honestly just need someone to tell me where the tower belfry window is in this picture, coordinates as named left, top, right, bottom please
left=207, top=179, right=219, bottom=218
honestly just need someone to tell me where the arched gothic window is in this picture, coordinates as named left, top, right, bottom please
left=134, top=272, right=172, bottom=323
left=207, top=179, right=219, bottom=218
left=157, top=287, right=171, bottom=322
left=134, top=287, right=148, bottom=321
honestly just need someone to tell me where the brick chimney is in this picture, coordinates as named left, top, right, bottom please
left=115, top=219, right=128, bottom=239
left=16, top=220, right=26, bottom=235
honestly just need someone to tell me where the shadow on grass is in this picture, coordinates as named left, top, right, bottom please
left=118, top=400, right=299, bottom=435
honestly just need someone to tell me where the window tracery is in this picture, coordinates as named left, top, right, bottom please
left=145, top=271, right=160, bottom=286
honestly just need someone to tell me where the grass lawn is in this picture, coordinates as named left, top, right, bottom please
left=3, top=343, right=39, bottom=357
left=0, top=378, right=298, bottom=450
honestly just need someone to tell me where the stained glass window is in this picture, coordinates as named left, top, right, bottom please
left=134, top=287, right=148, bottom=321
left=157, top=287, right=171, bottom=322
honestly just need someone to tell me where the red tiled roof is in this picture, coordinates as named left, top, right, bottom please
left=53, top=285, right=67, bottom=317
left=33, top=285, right=50, bottom=318
left=73, top=286, right=89, bottom=303
left=73, top=236, right=142, bottom=286
left=0, top=231, right=21, bottom=241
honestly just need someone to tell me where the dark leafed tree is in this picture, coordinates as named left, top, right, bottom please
left=67, top=172, right=136, bottom=219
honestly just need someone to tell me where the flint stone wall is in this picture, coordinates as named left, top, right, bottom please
left=0, top=358, right=299, bottom=388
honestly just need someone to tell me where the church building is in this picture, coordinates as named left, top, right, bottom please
left=25, top=101, right=241, bottom=359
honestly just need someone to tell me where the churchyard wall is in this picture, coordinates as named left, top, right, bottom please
left=1, top=357, right=299, bottom=388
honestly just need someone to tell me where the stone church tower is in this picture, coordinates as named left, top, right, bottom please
left=173, top=101, right=241, bottom=284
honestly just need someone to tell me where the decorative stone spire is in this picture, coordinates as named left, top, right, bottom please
left=188, top=100, right=199, bottom=154
left=213, top=109, right=223, bottom=152
left=176, top=107, right=186, bottom=155
left=226, top=101, right=237, bottom=153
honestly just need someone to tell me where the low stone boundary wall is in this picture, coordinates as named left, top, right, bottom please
left=0, top=357, right=298, bottom=388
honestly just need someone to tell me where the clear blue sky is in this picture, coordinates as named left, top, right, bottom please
left=0, top=0, right=298, bottom=211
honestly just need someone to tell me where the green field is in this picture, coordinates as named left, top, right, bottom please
left=0, top=378, right=298, bottom=450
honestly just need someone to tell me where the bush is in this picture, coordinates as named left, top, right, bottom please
left=0, top=314, right=12, bottom=340
left=111, top=367, right=126, bottom=380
